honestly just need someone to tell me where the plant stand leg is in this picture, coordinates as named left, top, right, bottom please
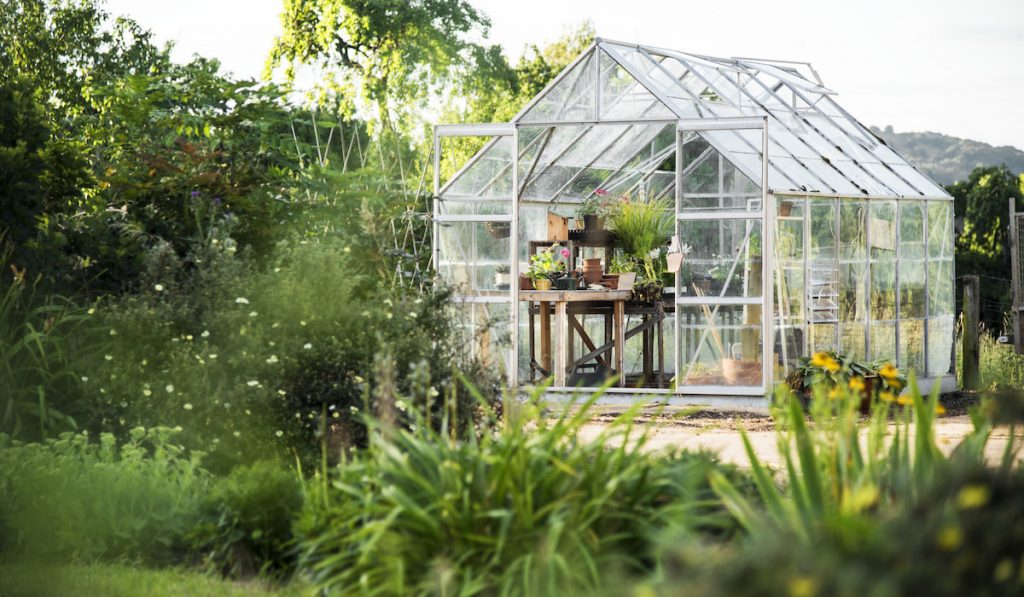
left=555, top=301, right=568, bottom=387
left=615, top=300, right=625, bottom=387
left=540, top=301, right=551, bottom=378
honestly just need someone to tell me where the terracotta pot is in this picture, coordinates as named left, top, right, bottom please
left=582, top=258, right=603, bottom=285
left=519, top=275, right=533, bottom=290
left=534, top=278, right=552, bottom=291
left=722, top=359, right=762, bottom=385
left=600, top=274, right=619, bottom=289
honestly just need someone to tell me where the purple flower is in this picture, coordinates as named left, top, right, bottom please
left=213, top=197, right=222, bottom=206
left=190, top=190, right=200, bottom=198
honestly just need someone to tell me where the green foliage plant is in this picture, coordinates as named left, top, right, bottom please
left=293, top=381, right=744, bottom=595
left=189, top=460, right=304, bottom=579
left=0, top=426, right=209, bottom=564
left=0, top=243, right=88, bottom=440
left=609, top=196, right=673, bottom=282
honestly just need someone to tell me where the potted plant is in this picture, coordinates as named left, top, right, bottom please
left=608, top=195, right=673, bottom=302
left=577, top=194, right=604, bottom=232
left=494, top=264, right=511, bottom=289
left=527, top=243, right=569, bottom=291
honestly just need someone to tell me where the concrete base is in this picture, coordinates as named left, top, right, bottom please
left=523, top=375, right=957, bottom=413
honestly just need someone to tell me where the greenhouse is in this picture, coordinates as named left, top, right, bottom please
left=432, top=38, right=955, bottom=403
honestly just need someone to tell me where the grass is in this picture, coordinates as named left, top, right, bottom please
left=0, top=560, right=308, bottom=597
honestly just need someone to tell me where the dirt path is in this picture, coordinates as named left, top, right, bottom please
left=577, top=408, right=1019, bottom=468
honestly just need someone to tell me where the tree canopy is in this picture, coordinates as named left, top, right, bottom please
left=266, top=0, right=492, bottom=130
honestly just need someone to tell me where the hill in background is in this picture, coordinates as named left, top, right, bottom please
left=870, top=125, right=1024, bottom=185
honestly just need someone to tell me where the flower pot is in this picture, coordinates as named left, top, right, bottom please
left=583, top=215, right=604, bottom=231
left=582, top=258, right=603, bottom=285
left=722, top=359, right=762, bottom=385
left=534, top=278, right=552, bottom=291
left=600, top=274, right=619, bottom=289
left=519, top=275, right=533, bottom=290
left=495, top=272, right=511, bottom=287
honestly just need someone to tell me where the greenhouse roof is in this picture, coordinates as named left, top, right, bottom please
left=448, top=39, right=950, bottom=201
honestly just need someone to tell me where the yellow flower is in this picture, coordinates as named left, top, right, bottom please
left=896, top=395, right=913, bottom=406
left=935, top=404, right=947, bottom=416
left=878, top=363, right=899, bottom=381
left=828, top=386, right=841, bottom=400
left=810, top=352, right=840, bottom=373
left=936, top=525, right=963, bottom=551
left=956, top=485, right=990, bottom=510
left=879, top=391, right=896, bottom=402
left=787, top=576, right=818, bottom=597
left=848, top=376, right=865, bottom=392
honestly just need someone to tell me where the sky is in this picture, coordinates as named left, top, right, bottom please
left=105, top=0, right=1024, bottom=149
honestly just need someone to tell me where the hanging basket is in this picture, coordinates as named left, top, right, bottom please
left=485, top=221, right=511, bottom=239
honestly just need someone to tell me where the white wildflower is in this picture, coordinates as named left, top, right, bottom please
left=165, top=384, right=174, bottom=393
left=266, top=355, right=278, bottom=364
left=246, top=380, right=260, bottom=387
left=183, top=403, right=193, bottom=410
left=201, top=330, right=210, bottom=338
left=275, top=430, right=284, bottom=437
left=303, top=342, right=312, bottom=350
left=235, top=297, right=249, bottom=305
left=154, top=284, right=164, bottom=292
left=249, top=311, right=258, bottom=318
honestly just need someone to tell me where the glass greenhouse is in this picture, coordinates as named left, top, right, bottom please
left=432, top=39, right=955, bottom=402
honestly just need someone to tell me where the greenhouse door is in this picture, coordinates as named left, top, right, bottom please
left=432, top=124, right=518, bottom=387
left=674, top=118, right=772, bottom=397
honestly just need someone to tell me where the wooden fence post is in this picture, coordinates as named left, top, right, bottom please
left=1011, top=197, right=1022, bottom=354
left=962, top=275, right=981, bottom=391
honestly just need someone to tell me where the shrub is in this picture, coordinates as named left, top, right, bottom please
left=293, top=386, right=745, bottom=595
left=0, top=243, right=89, bottom=441
left=651, top=374, right=1024, bottom=596
left=189, top=460, right=304, bottom=579
left=0, top=426, right=208, bottom=564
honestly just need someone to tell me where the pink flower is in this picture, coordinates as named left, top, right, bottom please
left=560, top=248, right=570, bottom=258
left=594, top=188, right=608, bottom=196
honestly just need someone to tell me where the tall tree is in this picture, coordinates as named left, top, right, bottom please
left=266, top=0, right=491, bottom=131
left=946, top=164, right=1024, bottom=331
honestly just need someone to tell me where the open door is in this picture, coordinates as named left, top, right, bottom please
left=674, top=117, right=773, bottom=396
left=433, top=124, right=518, bottom=387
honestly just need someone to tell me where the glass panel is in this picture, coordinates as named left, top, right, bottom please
left=870, top=261, right=896, bottom=320
left=599, top=49, right=677, bottom=121
left=900, top=201, right=926, bottom=259
left=900, top=259, right=926, bottom=318
left=899, top=319, right=925, bottom=374
left=678, top=220, right=763, bottom=298
left=680, top=134, right=762, bottom=212
left=520, top=52, right=596, bottom=123
left=677, top=305, right=763, bottom=387
left=839, top=262, right=867, bottom=320
left=451, top=302, right=512, bottom=377
left=926, top=317, right=955, bottom=377
left=870, top=321, right=896, bottom=362
left=437, top=221, right=510, bottom=293
left=928, top=202, right=954, bottom=259
left=809, top=199, right=837, bottom=260
left=441, top=136, right=514, bottom=203
left=839, top=200, right=867, bottom=261
left=840, top=322, right=867, bottom=360
left=928, top=259, right=954, bottom=316
left=809, top=323, right=838, bottom=353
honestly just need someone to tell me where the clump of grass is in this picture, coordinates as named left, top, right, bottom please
left=293, top=380, right=745, bottom=595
